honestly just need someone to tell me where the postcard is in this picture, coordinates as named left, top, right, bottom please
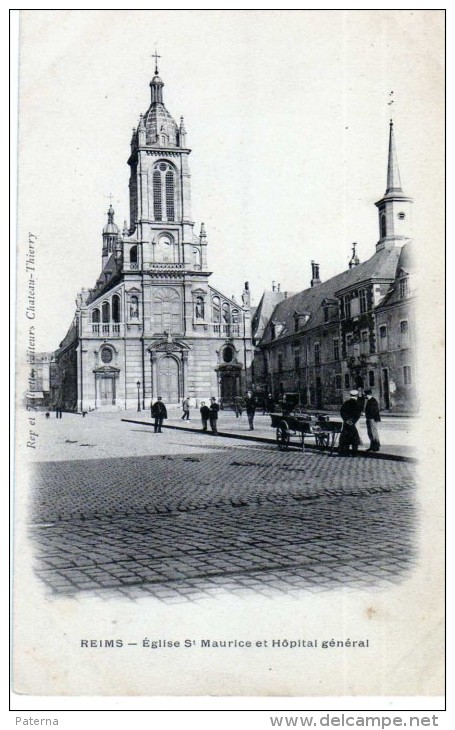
left=13, top=9, right=445, bottom=698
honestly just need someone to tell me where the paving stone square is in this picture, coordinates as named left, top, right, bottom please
left=26, top=411, right=417, bottom=602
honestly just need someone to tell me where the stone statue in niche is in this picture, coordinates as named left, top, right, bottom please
left=129, top=296, right=139, bottom=319
left=195, top=296, right=204, bottom=320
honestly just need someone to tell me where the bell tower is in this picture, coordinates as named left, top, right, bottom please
left=126, top=56, right=196, bottom=269
left=375, top=121, right=413, bottom=250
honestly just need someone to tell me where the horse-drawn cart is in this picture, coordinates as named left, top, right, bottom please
left=270, top=412, right=343, bottom=453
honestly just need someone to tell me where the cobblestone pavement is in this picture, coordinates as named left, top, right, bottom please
left=26, top=412, right=417, bottom=602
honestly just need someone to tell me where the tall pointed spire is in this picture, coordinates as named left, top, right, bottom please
left=385, top=121, right=403, bottom=195
left=375, top=120, right=413, bottom=251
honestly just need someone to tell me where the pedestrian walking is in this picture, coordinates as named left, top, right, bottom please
left=245, top=390, right=257, bottom=430
left=209, top=397, right=219, bottom=435
left=364, top=389, right=381, bottom=452
left=151, top=396, right=167, bottom=433
left=181, top=397, right=190, bottom=420
left=200, top=401, right=210, bottom=431
left=234, top=396, right=243, bottom=418
left=339, top=390, right=362, bottom=456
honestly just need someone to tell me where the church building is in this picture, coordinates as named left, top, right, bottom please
left=54, top=61, right=253, bottom=411
left=254, top=121, right=417, bottom=413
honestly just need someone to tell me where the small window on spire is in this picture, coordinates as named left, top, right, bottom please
left=380, top=213, right=387, bottom=238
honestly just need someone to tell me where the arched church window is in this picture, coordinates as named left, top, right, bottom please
left=222, top=303, right=230, bottom=323
left=231, top=309, right=240, bottom=323
left=380, top=213, right=387, bottom=238
left=153, top=287, right=181, bottom=333
left=165, top=171, right=175, bottom=221
left=193, top=248, right=201, bottom=267
left=102, top=301, right=110, bottom=323
left=129, top=295, right=139, bottom=320
left=112, top=295, right=120, bottom=323
left=153, top=171, right=162, bottom=221
left=195, top=296, right=204, bottom=320
left=92, top=308, right=100, bottom=323
left=212, top=296, right=220, bottom=323
left=130, top=245, right=138, bottom=264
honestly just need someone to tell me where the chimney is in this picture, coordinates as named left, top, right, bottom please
left=311, top=261, right=321, bottom=287
left=277, top=283, right=281, bottom=292
left=272, top=280, right=276, bottom=292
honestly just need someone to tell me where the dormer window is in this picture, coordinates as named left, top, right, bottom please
left=399, top=276, right=409, bottom=299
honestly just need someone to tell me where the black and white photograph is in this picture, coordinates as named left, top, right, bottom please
left=12, top=9, right=444, bottom=704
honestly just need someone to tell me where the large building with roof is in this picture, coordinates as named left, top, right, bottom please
left=254, top=122, right=417, bottom=413
left=53, top=62, right=253, bottom=412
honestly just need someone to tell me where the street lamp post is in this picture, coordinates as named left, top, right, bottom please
left=137, top=381, right=141, bottom=412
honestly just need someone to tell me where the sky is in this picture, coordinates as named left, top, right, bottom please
left=16, top=9, right=444, bottom=351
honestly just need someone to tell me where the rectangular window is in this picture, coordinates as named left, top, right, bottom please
left=359, top=288, right=367, bottom=313
left=368, top=371, right=375, bottom=387
left=345, top=297, right=351, bottom=319
left=400, top=320, right=410, bottom=347
left=379, top=324, right=388, bottom=352
left=278, top=353, right=283, bottom=373
left=344, top=373, right=350, bottom=389
left=400, top=277, right=409, bottom=298
left=335, top=375, right=342, bottom=390
left=361, top=329, right=369, bottom=354
left=403, top=365, right=412, bottom=385
left=314, top=343, right=320, bottom=365
left=350, top=296, right=360, bottom=317
left=333, top=338, right=340, bottom=361
left=294, top=349, right=300, bottom=370
left=324, top=307, right=329, bottom=323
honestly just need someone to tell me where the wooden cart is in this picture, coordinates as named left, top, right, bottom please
left=270, top=412, right=343, bottom=453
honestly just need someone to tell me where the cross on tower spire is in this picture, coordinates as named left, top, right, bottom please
left=151, top=49, right=161, bottom=75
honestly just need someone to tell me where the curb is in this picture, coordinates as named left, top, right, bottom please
left=121, top=418, right=416, bottom=463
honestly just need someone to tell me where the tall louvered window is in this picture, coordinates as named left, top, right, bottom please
left=153, top=170, right=162, bottom=221
left=165, top=171, right=175, bottom=221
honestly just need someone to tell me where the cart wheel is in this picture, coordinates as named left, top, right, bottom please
left=276, top=422, right=290, bottom=451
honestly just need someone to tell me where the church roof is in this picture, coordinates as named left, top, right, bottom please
left=259, top=246, right=402, bottom=345
left=375, top=243, right=415, bottom=309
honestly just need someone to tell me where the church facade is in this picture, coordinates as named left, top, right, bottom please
left=54, top=63, right=253, bottom=411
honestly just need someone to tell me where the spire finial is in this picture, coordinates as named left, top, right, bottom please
left=151, top=49, right=161, bottom=75
left=388, top=90, right=394, bottom=124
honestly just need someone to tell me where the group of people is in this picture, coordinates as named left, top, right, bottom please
left=150, top=391, right=258, bottom=435
left=339, top=389, right=381, bottom=456
left=151, top=388, right=382, bottom=454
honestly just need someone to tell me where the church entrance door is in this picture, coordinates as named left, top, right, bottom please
left=158, top=356, right=180, bottom=403
left=99, top=376, right=115, bottom=406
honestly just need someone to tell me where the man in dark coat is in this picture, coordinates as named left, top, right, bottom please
left=200, top=401, right=210, bottom=432
left=209, top=397, right=220, bottom=435
left=339, top=390, right=362, bottom=456
left=245, top=390, right=257, bottom=430
left=364, top=389, right=381, bottom=452
left=151, top=396, right=167, bottom=433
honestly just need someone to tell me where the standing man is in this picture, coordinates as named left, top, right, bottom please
left=209, top=397, right=219, bottom=435
left=200, top=401, right=210, bottom=432
left=364, top=389, right=381, bottom=452
left=245, top=390, right=257, bottom=431
left=234, top=396, right=243, bottom=418
left=151, top=396, right=167, bottom=433
left=339, top=390, right=362, bottom=456
left=181, top=396, right=190, bottom=420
